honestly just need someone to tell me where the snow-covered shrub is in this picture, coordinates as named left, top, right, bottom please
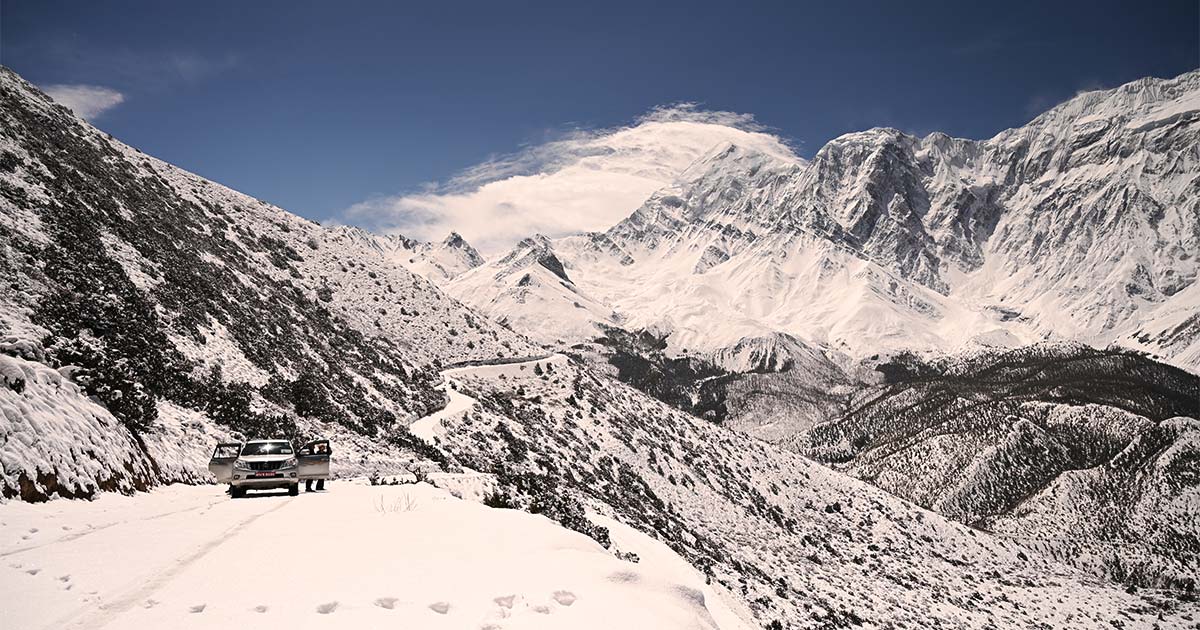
left=0, top=354, right=28, bottom=393
left=0, top=335, right=45, bottom=362
left=0, top=354, right=156, bottom=501
left=491, top=467, right=611, bottom=549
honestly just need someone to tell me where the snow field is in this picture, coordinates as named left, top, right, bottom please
left=0, top=481, right=737, bottom=630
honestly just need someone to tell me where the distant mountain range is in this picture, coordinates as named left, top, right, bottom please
left=438, top=70, right=1200, bottom=372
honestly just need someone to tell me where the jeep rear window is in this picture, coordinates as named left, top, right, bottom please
left=240, top=442, right=293, bottom=456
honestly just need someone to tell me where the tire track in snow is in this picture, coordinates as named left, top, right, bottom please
left=0, top=495, right=229, bottom=559
left=47, top=498, right=292, bottom=630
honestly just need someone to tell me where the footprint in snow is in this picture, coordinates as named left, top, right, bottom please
left=28, top=528, right=38, bottom=533
left=143, top=599, right=160, bottom=609
left=533, top=605, right=551, bottom=614
left=493, top=595, right=516, bottom=609
left=253, top=605, right=269, bottom=613
left=316, top=601, right=338, bottom=614
left=552, top=591, right=576, bottom=606
left=607, top=570, right=639, bottom=584
left=374, top=597, right=399, bottom=610
left=189, top=604, right=206, bottom=613
left=429, top=601, right=451, bottom=614
left=25, top=568, right=40, bottom=576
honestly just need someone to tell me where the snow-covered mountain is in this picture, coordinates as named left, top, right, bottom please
left=361, top=228, right=485, bottom=282
left=451, top=70, right=1200, bottom=371
left=345, top=104, right=800, bottom=255
left=452, top=234, right=623, bottom=345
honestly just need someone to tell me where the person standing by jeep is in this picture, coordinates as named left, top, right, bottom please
left=299, top=439, right=332, bottom=492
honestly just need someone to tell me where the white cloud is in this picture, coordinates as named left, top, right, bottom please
left=42, top=84, right=126, bottom=120
left=338, top=104, right=798, bottom=256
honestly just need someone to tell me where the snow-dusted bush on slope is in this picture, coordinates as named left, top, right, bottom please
left=797, top=344, right=1200, bottom=589
left=0, top=353, right=155, bottom=501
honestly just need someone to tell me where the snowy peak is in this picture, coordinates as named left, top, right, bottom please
left=604, top=142, right=800, bottom=260
left=493, top=234, right=572, bottom=283
left=679, top=140, right=801, bottom=185
left=440, top=231, right=484, bottom=264
left=450, top=235, right=619, bottom=346
left=425, top=230, right=485, bottom=276
left=364, top=228, right=485, bottom=282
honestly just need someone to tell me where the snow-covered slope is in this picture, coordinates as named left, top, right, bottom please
left=796, top=344, right=1200, bottom=590
left=451, top=70, right=1200, bottom=371
left=0, top=353, right=156, bottom=500
left=0, top=343, right=449, bottom=501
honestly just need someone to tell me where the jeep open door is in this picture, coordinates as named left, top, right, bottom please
left=208, top=442, right=242, bottom=483
left=298, top=439, right=331, bottom=480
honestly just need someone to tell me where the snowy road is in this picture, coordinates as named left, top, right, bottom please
left=409, top=354, right=567, bottom=442
left=0, top=480, right=739, bottom=629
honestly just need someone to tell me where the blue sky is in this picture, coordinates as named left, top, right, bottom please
left=3, top=0, right=1197, bottom=244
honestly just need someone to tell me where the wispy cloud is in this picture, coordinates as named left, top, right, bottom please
left=1023, top=78, right=1108, bottom=118
left=162, top=52, right=240, bottom=83
left=17, top=35, right=241, bottom=122
left=41, top=84, right=126, bottom=119
left=26, top=36, right=240, bottom=92
left=336, top=104, right=798, bottom=255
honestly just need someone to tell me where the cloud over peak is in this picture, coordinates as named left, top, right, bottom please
left=42, top=84, right=126, bottom=120
left=636, top=102, right=768, bottom=131
left=339, top=105, right=797, bottom=255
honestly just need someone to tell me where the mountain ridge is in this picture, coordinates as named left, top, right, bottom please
left=448, top=69, right=1200, bottom=371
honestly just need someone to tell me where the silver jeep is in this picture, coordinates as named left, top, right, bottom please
left=208, top=439, right=331, bottom=498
